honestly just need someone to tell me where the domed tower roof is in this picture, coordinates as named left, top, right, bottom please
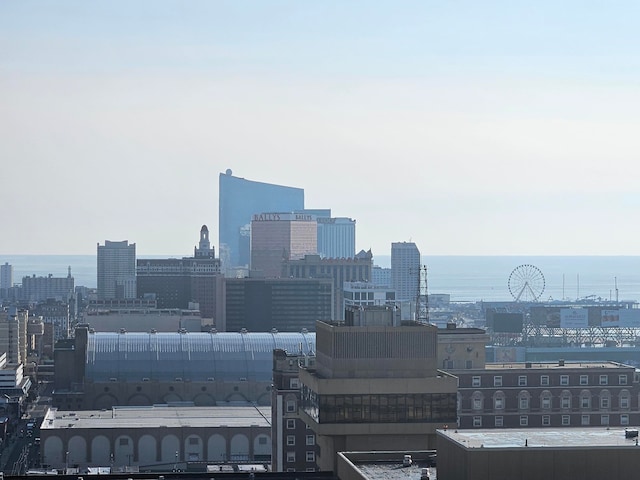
left=201, top=225, right=209, bottom=232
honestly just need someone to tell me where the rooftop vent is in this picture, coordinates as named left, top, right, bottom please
left=559, top=359, right=565, bottom=367
left=625, top=429, right=638, bottom=439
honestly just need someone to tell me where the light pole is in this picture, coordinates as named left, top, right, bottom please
left=65, top=451, right=69, bottom=472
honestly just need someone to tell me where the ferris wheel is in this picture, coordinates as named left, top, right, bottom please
left=508, top=264, right=545, bottom=302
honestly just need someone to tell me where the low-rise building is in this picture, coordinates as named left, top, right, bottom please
left=40, top=405, right=271, bottom=471
left=437, top=427, right=640, bottom=480
left=453, top=360, right=640, bottom=429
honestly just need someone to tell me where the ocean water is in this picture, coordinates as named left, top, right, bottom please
left=1, top=254, right=640, bottom=303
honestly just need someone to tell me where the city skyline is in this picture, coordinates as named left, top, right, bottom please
left=3, top=1, right=640, bottom=256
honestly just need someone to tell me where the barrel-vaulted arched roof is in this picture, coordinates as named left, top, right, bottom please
left=85, top=331, right=316, bottom=382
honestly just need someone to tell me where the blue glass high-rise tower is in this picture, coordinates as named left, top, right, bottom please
left=219, top=169, right=305, bottom=268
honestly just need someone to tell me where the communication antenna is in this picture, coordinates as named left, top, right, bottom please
left=415, top=265, right=429, bottom=324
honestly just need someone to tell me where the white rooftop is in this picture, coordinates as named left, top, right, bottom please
left=439, top=427, right=640, bottom=450
left=41, top=405, right=271, bottom=430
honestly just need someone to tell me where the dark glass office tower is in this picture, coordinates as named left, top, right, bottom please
left=219, top=169, right=304, bottom=268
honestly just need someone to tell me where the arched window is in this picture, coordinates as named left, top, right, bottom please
left=540, top=390, right=552, bottom=410
left=518, top=390, right=530, bottom=411
left=579, top=389, right=591, bottom=409
left=471, top=391, right=484, bottom=411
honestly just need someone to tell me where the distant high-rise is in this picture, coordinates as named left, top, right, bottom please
left=316, top=217, right=356, bottom=259
left=283, top=250, right=373, bottom=320
left=391, top=241, right=421, bottom=302
left=21, top=269, right=74, bottom=303
left=219, top=170, right=304, bottom=269
left=97, top=240, right=136, bottom=300
left=0, top=262, right=12, bottom=291
left=250, top=212, right=317, bottom=278
left=136, top=225, right=222, bottom=319
left=0, top=262, right=13, bottom=301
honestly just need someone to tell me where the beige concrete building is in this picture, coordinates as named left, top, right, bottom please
left=0, top=307, right=28, bottom=364
left=299, top=320, right=458, bottom=472
left=437, top=324, right=490, bottom=370
left=40, top=405, right=272, bottom=471
left=251, top=213, right=317, bottom=278
left=437, top=426, right=640, bottom=480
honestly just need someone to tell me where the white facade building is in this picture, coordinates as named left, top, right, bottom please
left=343, top=281, right=396, bottom=312
left=97, top=240, right=136, bottom=300
left=391, top=242, right=421, bottom=302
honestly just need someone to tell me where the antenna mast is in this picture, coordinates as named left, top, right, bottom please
left=415, top=265, right=429, bottom=324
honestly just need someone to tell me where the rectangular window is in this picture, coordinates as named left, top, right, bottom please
left=621, top=414, right=630, bottom=425
left=286, top=419, right=296, bottom=430
left=473, top=416, right=482, bottom=427
left=286, top=452, right=296, bottom=463
left=495, top=397, right=504, bottom=410
left=601, top=397, right=609, bottom=409
left=287, top=435, right=295, bottom=446
left=472, top=376, right=481, bottom=387
left=518, top=376, right=527, bottom=386
left=581, top=415, right=590, bottom=426
left=119, top=438, right=129, bottom=446
left=542, top=397, right=551, bottom=409
left=581, top=397, right=590, bottom=409
left=465, top=360, right=473, bottom=369
left=560, top=375, right=569, bottom=386
left=520, top=415, right=528, bottom=426
left=494, top=376, right=502, bottom=387
left=540, top=375, right=549, bottom=386
left=306, top=435, right=315, bottom=446
left=619, top=374, right=628, bottom=385
left=542, top=415, right=550, bottom=426
left=561, top=397, right=570, bottom=409
left=600, top=375, right=608, bottom=385
left=601, top=415, right=610, bottom=425
left=290, top=378, right=300, bottom=389
left=562, top=415, right=570, bottom=426
left=306, top=451, right=315, bottom=463
left=473, top=398, right=482, bottom=410
left=519, top=397, right=529, bottom=410
left=495, top=416, right=503, bottom=427
left=286, top=400, right=296, bottom=412
left=621, top=396, right=630, bottom=409
left=580, top=375, right=588, bottom=385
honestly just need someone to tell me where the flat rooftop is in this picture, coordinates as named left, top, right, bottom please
left=483, top=361, right=629, bottom=370
left=340, top=452, right=437, bottom=480
left=439, top=427, right=640, bottom=450
left=41, top=405, right=271, bottom=430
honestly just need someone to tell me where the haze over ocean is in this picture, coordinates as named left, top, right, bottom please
left=2, top=255, right=639, bottom=303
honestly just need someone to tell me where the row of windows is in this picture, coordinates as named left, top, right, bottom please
left=301, top=389, right=457, bottom=424
left=472, top=413, right=631, bottom=427
left=470, top=390, right=631, bottom=411
left=286, top=435, right=315, bottom=446
left=286, top=451, right=316, bottom=463
left=472, top=374, right=628, bottom=388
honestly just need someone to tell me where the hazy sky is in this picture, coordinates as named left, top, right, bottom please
left=2, top=1, right=640, bottom=256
